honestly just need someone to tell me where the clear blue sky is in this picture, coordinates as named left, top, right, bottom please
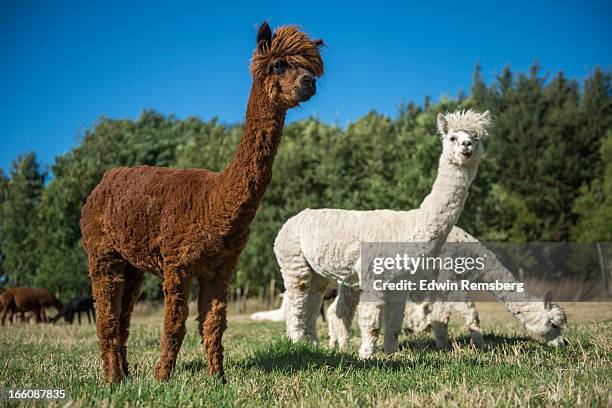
left=1, top=0, right=610, bottom=174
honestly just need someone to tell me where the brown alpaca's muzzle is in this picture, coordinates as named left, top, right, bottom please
left=297, top=74, right=317, bottom=101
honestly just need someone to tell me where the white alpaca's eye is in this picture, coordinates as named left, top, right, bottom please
left=551, top=323, right=559, bottom=330
left=450, top=136, right=456, bottom=142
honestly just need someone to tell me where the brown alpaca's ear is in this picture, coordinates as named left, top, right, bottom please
left=256, top=22, right=272, bottom=54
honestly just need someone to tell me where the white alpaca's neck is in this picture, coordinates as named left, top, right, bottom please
left=414, top=152, right=479, bottom=244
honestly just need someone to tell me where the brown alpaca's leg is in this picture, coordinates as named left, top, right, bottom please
left=41, top=308, right=47, bottom=323
left=154, top=270, right=189, bottom=381
left=90, top=254, right=127, bottom=384
left=118, top=266, right=145, bottom=377
left=0, top=306, right=8, bottom=326
left=198, top=275, right=229, bottom=381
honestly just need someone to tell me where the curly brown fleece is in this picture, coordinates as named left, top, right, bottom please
left=0, top=287, right=62, bottom=324
left=80, top=22, right=324, bottom=384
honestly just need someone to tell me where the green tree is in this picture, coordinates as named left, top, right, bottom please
left=33, top=111, right=193, bottom=300
left=0, top=169, right=8, bottom=282
left=471, top=65, right=610, bottom=241
left=572, top=131, right=612, bottom=241
left=4, top=66, right=609, bottom=297
left=0, top=153, right=46, bottom=285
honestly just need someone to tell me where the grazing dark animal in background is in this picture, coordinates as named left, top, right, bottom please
left=0, top=287, right=62, bottom=324
left=51, top=296, right=95, bottom=325
left=0, top=289, right=36, bottom=324
left=1, top=288, right=23, bottom=324
left=0, top=291, right=16, bottom=324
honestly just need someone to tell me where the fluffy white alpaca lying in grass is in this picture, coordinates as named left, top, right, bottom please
left=250, top=289, right=338, bottom=322
left=250, top=295, right=289, bottom=322
left=326, top=226, right=567, bottom=350
left=276, top=110, right=491, bottom=358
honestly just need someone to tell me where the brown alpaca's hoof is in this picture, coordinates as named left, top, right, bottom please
left=102, top=367, right=126, bottom=384
left=154, top=361, right=174, bottom=381
left=208, top=368, right=226, bottom=384
left=104, top=372, right=126, bottom=384
left=102, top=353, right=126, bottom=384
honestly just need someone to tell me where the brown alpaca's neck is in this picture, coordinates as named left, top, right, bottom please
left=415, top=153, right=479, bottom=244
left=216, top=80, right=286, bottom=228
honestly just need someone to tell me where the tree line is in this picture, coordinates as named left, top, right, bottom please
left=0, top=65, right=610, bottom=301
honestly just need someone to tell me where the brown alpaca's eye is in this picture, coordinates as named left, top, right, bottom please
left=272, top=60, right=288, bottom=74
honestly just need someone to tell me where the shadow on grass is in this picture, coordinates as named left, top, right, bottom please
left=180, top=333, right=541, bottom=376
left=401, top=332, right=534, bottom=352
left=181, top=358, right=208, bottom=375
left=481, top=333, right=534, bottom=346
left=238, top=339, right=409, bottom=373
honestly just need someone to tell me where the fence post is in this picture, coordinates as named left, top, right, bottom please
left=267, top=278, right=276, bottom=308
left=243, top=283, right=249, bottom=314
left=596, top=243, right=609, bottom=295
left=236, top=287, right=242, bottom=314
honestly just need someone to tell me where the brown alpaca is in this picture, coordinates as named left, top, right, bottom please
left=0, top=290, right=15, bottom=324
left=80, top=23, right=324, bottom=384
left=1, top=288, right=21, bottom=324
left=0, top=287, right=63, bottom=324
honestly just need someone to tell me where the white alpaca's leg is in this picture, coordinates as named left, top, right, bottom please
left=451, top=301, right=484, bottom=347
left=358, top=301, right=383, bottom=358
left=383, top=296, right=407, bottom=355
left=431, top=320, right=450, bottom=348
left=282, top=261, right=328, bottom=343
left=305, top=273, right=329, bottom=341
left=280, top=257, right=309, bottom=342
left=327, top=284, right=359, bottom=349
left=327, top=296, right=340, bottom=347
left=276, top=218, right=328, bottom=343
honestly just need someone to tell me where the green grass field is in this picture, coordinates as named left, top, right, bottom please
left=1, top=302, right=611, bottom=407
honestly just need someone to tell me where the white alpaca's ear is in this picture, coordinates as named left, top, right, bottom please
left=543, top=290, right=552, bottom=311
left=482, top=110, right=491, bottom=130
left=437, top=113, right=448, bottom=135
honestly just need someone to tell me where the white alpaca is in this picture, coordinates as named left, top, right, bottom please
left=326, top=280, right=485, bottom=349
left=276, top=109, right=491, bottom=358
left=400, top=255, right=484, bottom=348
left=328, top=226, right=567, bottom=349
left=403, top=301, right=484, bottom=347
